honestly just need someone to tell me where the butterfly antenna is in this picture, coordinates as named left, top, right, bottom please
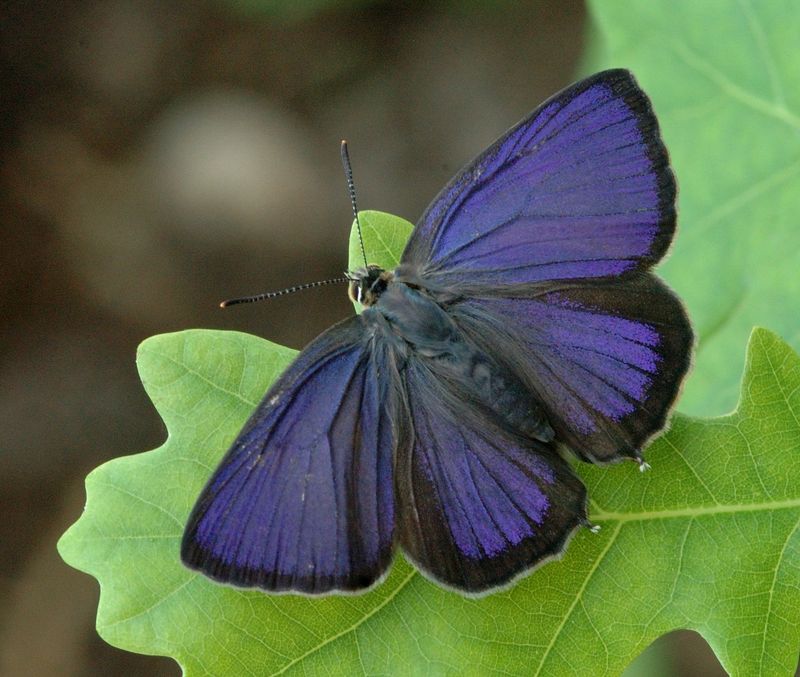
left=341, top=139, right=368, bottom=268
left=220, top=277, right=349, bottom=308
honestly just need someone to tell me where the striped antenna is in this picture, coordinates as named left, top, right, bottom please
left=341, top=140, right=368, bottom=268
left=220, top=277, right=349, bottom=308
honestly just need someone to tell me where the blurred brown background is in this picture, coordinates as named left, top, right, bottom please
left=0, top=1, right=727, bottom=675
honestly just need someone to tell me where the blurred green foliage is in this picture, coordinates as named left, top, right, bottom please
left=589, top=0, right=800, bottom=417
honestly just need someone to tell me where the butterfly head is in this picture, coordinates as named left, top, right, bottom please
left=347, top=265, right=392, bottom=306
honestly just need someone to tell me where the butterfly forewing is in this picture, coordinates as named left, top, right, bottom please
left=401, top=69, right=675, bottom=289
left=181, top=316, right=398, bottom=594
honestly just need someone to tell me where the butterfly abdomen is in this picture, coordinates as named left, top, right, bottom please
left=375, top=281, right=554, bottom=443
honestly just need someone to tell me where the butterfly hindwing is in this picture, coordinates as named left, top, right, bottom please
left=181, top=316, right=398, bottom=594
left=448, top=274, right=692, bottom=463
left=401, top=69, right=675, bottom=289
left=395, top=355, right=587, bottom=593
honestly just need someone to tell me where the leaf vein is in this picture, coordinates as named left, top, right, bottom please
left=671, top=40, right=800, bottom=131
left=593, top=499, right=800, bottom=523
left=269, top=568, right=417, bottom=675
left=534, top=522, right=622, bottom=674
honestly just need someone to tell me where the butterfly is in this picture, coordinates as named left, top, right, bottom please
left=181, top=69, right=693, bottom=595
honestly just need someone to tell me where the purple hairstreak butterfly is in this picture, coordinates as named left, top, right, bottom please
left=181, top=69, right=693, bottom=594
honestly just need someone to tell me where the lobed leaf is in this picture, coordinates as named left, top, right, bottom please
left=58, top=209, right=800, bottom=675
left=347, top=210, right=414, bottom=313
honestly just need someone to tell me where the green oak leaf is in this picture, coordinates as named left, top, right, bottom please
left=348, top=210, right=414, bottom=271
left=58, top=209, right=800, bottom=675
left=588, top=0, right=800, bottom=417
left=347, top=210, right=414, bottom=313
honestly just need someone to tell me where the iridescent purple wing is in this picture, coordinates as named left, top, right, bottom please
left=449, top=275, right=692, bottom=464
left=395, top=357, right=587, bottom=593
left=401, top=69, right=675, bottom=288
left=181, top=316, right=397, bottom=594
